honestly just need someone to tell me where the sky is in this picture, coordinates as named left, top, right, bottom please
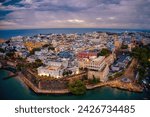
left=0, top=0, right=150, bottom=29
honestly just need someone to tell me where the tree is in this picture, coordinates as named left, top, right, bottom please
left=33, top=59, right=43, bottom=68
left=26, top=59, right=43, bottom=69
left=88, top=75, right=100, bottom=84
left=16, top=63, right=25, bottom=71
left=82, top=75, right=87, bottom=80
left=0, top=48, right=5, bottom=53
left=42, top=44, right=49, bottom=48
left=93, top=75, right=100, bottom=83
left=35, top=59, right=42, bottom=63
left=48, top=46, right=55, bottom=50
left=68, top=80, right=86, bottom=95
left=132, top=46, right=150, bottom=82
left=17, top=57, right=25, bottom=61
left=132, top=46, right=150, bottom=67
left=97, top=48, right=111, bottom=57
left=63, top=70, right=72, bottom=76
left=121, top=44, right=128, bottom=49
left=6, top=52, right=15, bottom=58
left=138, top=67, right=145, bottom=82
left=68, top=70, right=72, bottom=75
left=30, top=48, right=41, bottom=55
left=5, top=40, right=10, bottom=44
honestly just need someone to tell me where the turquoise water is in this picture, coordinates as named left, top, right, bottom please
left=0, top=70, right=149, bottom=100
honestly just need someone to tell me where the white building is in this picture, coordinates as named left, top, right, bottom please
left=111, top=65, right=120, bottom=71
left=45, top=59, right=68, bottom=69
left=67, top=66, right=80, bottom=75
left=88, top=64, right=109, bottom=82
left=89, top=38, right=101, bottom=43
left=0, top=52, right=5, bottom=57
left=41, top=48, right=48, bottom=53
left=11, top=36, right=23, bottom=42
left=26, top=56, right=37, bottom=63
left=78, top=56, right=106, bottom=71
left=35, top=51, right=42, bottom=56
left=87, top=56, right=106, bottom=71
left=37, top=66, right=64, bottom=78
left=142, top=38, right=150, bottom=45
left=35, top=48, right=48, bottom=56
left=37, top=55, right=47, bottom=61
left=46, top=61, right=62, bottom=67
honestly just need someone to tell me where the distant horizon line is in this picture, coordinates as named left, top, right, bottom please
left=0, top=27, right=150, bottom=31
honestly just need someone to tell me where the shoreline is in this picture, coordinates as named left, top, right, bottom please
left=0, top=69, right=143, bottom=94
left=19, top=72, right=143, bottom=94
left=86, top=81, right=143, bottom=93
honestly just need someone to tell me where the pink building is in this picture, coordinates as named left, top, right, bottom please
left=77, top=51, right=98, bottom=59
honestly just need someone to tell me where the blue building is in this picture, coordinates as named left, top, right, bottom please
left=58, top=51, right=73, bottom=58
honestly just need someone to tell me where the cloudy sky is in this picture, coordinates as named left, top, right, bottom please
left=0, top=0, right=150, bottom=29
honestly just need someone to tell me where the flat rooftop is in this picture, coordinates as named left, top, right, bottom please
left=46, top=66, right=60, bottom=70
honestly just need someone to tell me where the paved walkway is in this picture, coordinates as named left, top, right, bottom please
left=124, top=59, right=138, bottom=80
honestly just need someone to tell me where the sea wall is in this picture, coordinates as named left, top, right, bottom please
left=20, top=69, right=143, bottom=94
left=19, top=72, right=69, bottom=94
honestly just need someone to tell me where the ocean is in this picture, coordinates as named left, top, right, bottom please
left=0, top=28, right=150, bottom=39
left=0, top=28, right=150, bottom=100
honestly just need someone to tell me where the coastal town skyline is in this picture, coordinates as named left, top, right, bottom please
left=0, top=0, right=150, bottom=29
left=0, top=29, right=150, bottom=99
left=0, top=0, right=150, bottom=100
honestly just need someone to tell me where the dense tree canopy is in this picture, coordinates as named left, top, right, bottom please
left=121, top=44, right=128, bottom=49
left=132, top=46, right=150, bottom=66
left=68, top=80, right=86, bottom=95
left=97, top=48, right=111, bottom=57
left=132, top=46, right=150, bottom=82
left=6, top=52, right=15, bottom=58
left=0, top=48, right=5, bottom=53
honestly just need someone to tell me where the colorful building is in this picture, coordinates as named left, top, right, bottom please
left=77, top=51, right=98, bottom=59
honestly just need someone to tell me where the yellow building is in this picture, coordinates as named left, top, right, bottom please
left=114, top=40, right=121, bottom=50
left=24, top=41, right=46, bottom=51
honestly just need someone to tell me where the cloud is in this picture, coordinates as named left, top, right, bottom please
left=67, top=19, right=85, bottom=23
left=0, top=4, right=26, bottom=11
left=96, top=17, right=102, bottom=20
left=0, top=20, right=16, bottom=25
left=0, top=0, right=150, bottom=29
left=20, top=0, right=32, bottom=4
left=109, top=17, right=116, bottom=20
